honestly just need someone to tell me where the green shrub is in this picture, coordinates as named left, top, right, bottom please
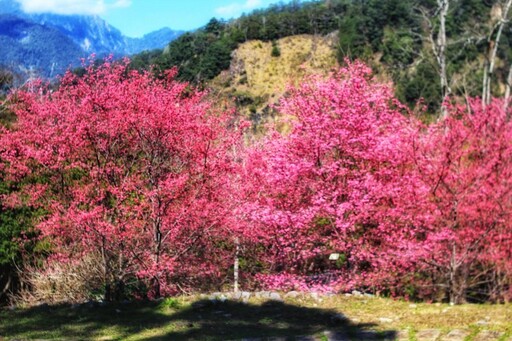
left=271, top=41, right=281, bottom=57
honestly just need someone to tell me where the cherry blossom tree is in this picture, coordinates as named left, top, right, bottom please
left=1, top=58, right=245, bottom=299
left=241, top=61, right=423, bottom=293
left=409, top=99, right=512, bottom=303
left=242, top=61, right=512, bottom=302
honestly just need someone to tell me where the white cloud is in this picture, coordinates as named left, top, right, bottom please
left=215, top=0, right=262, bottom=17
left=245, top=0, right=262, bottom=7
left=15, top=0, right=131, bottom=15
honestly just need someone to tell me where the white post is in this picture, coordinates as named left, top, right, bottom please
left=234, top=237, right=240, bottom=292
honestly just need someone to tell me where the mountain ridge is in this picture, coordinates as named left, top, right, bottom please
left=0, top=0, right=183, bottom=78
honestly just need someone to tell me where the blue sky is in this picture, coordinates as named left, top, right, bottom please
left=15, top=0, right=289, bottom=37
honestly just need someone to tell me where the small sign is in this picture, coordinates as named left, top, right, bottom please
left=329, top=253, right=340, bottom=260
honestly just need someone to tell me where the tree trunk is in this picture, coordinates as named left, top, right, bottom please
left=437, top=0, right=450, bottom=119
left=115, top=279, right=125, bottom=301
left=504, top=63, right=512, bottom=115
left=0, top=271, right=12, bottom=303
left=101, top=239, right=112, bottom=302
left=447, top=243, right=470, bottom=304
left=152, top=214, right=163, bottom=298
left=483, top=0, right=512, bottom=107
left=104, top=283, right=112, bottom=302
left=448, top=243, right=460, bottom=304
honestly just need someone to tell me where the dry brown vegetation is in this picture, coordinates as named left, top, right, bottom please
left=210, top=34, right=338, bottom=118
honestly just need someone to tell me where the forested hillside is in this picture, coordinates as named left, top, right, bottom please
left=132, top=0, right=509, bottom=117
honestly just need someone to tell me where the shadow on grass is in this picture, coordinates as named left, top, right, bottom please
left=0, top=299, right=397, bottom=340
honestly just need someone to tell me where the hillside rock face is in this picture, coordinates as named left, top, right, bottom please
left=0, top=0, right=182, bottom=78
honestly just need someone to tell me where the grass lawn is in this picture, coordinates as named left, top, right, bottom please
left=0, top=294, right=511, bottom=340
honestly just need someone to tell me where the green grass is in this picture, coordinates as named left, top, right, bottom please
left=1, top=295, right=511, bottom=340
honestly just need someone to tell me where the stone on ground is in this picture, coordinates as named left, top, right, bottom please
left=473, top=330, right=505, bottom=341
left=442, top=329, right=469, bottom=340
left=416, top=329, right=441, bottom=341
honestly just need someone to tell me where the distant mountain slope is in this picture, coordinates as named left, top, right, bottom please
left=31, top=13, right=127, bottom=55
left=0, top=14, right=83, bottom=78
left=125, top=28, right=184, bottom=55
left=0, top=0, right=182, bottom=78
left=30, top=13, right=184, bottom=56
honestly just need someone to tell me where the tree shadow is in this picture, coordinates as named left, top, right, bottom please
left=0, top=299, right=397, bottom=340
